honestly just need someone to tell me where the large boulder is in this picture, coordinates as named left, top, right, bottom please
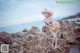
left=29, top=26, right=40, bottom=34
left=0, top=32, right=14, bottom=44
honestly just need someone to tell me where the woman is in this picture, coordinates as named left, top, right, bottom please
left=42, top=9, right=60, bottom=49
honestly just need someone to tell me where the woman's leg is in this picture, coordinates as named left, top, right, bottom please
left=51, top=32, right=58, bottom=49
left=55, top=35, right=58, bottom=48
left=52, top=36, right=55, bottom=48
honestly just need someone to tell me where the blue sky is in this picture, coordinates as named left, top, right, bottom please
left=0, top=0, right=80, bottom=27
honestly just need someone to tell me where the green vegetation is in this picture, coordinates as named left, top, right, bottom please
left=56, top=1, right=80, bottom=4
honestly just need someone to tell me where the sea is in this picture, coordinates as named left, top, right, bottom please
left=0, top=17, right=80, bottom=33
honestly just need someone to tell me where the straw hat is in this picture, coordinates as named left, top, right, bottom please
left=42, top=9, right=53, bottom=16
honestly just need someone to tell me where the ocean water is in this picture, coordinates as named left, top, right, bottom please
left=0, top=17, right=80, bottom=33
left=0, top=20, right=45, bottom=33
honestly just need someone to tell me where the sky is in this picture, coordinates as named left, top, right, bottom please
left=0, top=0, right=80, bottom=27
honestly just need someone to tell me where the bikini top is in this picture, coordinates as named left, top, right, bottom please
left=45, top=21, right=52, bottom=25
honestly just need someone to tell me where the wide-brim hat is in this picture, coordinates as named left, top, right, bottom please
left=42, top=9, right=53, bottom=16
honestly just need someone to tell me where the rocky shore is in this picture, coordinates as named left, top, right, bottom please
left=0, top=19, right=80, bottom=53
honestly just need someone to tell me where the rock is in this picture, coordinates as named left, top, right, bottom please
left=76, top=37, right=80, bottom=41
left=27, top=34, right=35, bottom=41
left=12, top=42, right=20, bottom=47
left=29, top=26, right=40, bottom=34
left=22, top=29, right=28, bottom=32
left=15, top=31, right=29, bottom=39
left=0, top=32, right=14, bottom=44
